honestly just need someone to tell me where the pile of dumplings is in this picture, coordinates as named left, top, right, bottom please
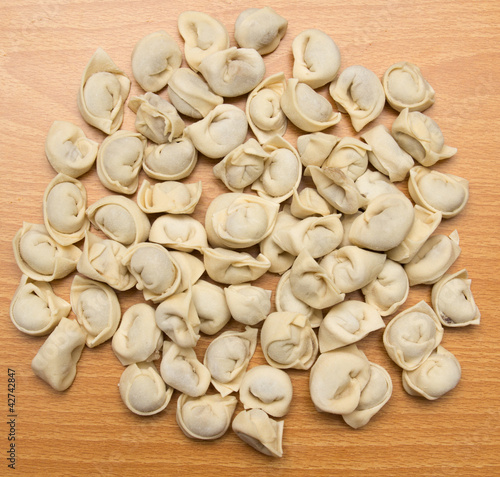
left=10, top=7, right=480, bottom=458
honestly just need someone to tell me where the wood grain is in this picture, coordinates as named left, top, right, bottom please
left=1, top=1, right=500, bottom=475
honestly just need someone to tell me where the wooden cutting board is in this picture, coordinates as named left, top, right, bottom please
left=1, top=1, right=499, bottom=475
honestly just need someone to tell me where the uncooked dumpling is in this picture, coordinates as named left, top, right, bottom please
left=329, top=65, right=385, bottom=132
left=431, top=269, right=480, bottom=327
left=77, top=47, right=130, bottom=134
left=70, top=274, right=121, bottom=348
left=13, top=222, right=81, bottom=282
left=383, top=61, right=435, bottom=112
left=167, top=67, right=223, bottom=119
left=128, top=92, right=185, bottom=144
left=198, top=47, right=266, bottom=98
left=260, top=311, right=319, bottom=370
left=204, top=326, right=258, bottom=396
left=246, top=73, right=287, bottom=143
left=192, top=279, right=231, bottom=335
left=176, top=393, right=238, bottom=440
left=392, top=108, right=457, bottom=167
left=119, top=362, right=173, bottom=416
left=43, top=173, right=89, bottom=246
left=224, top=284, right=272, bottom=326
left=408, top=165, right=469, bottom=219
left=178, top=11, right=230, bottom=72
left=149, top=214, right=208, bottom=252
left=297, top=132, right=339, bottom=168
left=131, top=30, right=182, bottom=92
left=142, top=137, right=198, bottom=181
left=205, top=192, right=279, bottom=249
left=280, top=78, right=341, bottom=132
left=10, top=275, right=71, bottom=336
left=31, top=317, right=86, bottom=391
left=45, top=120, right=98, bottom=178
left=96, top=130, right=145, bottom=195
left=383, top=301, right=443, bottom=371
left=322, top=137, right=370, bottom=181
left=137, top=180, right=202, bottom=215
left=292, top=29, right=341, bottom=89
left=184, top=104, right=248, bottom=159
left=290, top=187, right=334, bottom=219
left=234, top=7, right=288, bottom=55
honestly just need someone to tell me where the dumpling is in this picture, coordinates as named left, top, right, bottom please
left=361, top=259, right=409, bottom=317
left=77, top=47, right=130, bottom=134
left=198, top=47, right=266, bottom=98
left=96, top=130, right=145, bottom=195
left=131, top=30, right=182, bottom=92
left=205, top=193, right=279, bottom=249
left=234, top=7, right=287, bottom=55
left=383, top=61, right=435, bottom=112
left=239, top=365, right=293, bottom=417
left=260, top=311, right=319, bottom=370
left=112, top=303, right=163, bottom=366
left=322, top=137, right=370, bottom=181
left=290, top=187, right=334, bottom=219
left=387, top=205, right=442, bottom=264
left=408, top=165, right=469, bottom=219
left=213, top=138, right=268, bottom=192
left=137, top=180, right=202, bottom=215
left=167, top=67, right=223, bottom=119
left=318, top=300, right=385, bottom=352
left=149, top=214, right=208, bottom=252
left=289, top=250, right=345, bottom=309
left=77, top=231, right=135, bottom=291
left=297, top=132, right=340, bottom=168
left=155, top=288, right=200, bottom=348
left=232, top=408, right=284, bottom=458
left=176, top=393, right=238, bottom=440
left=10, top=275, right=71, bottom=336
left=192, top=280, right=231, bottom=335
left=355, top=169, right=404, bottom=202
left=246, top=73, right=287, bottom=144
left=280, top=78, right=341, bottom=132
left=342, top=362, right=392, bottom=429
left=44, top=120, right=98, bottom=178
left=292, top=29, right=341, bottom=89
left=142, top=137, right=198, bottom=181
left=272, top=214, right=343, bottom=259
left=128, top=93, right=185, bottom=144
left=160, top=341, right=211, bottom=397
left=431, top=269, right=480, bottom=327
left=348, top=193, right=415, bottom=252
left=13, top=222, right=81, bottom=282
left=275, top=270, right=323, bottom=328
left=224, top=284, right=272, bottom=326
left=178, top=11, right=230, bottom=72
left=204, top=326, right=258, bottom=396
left=70, top=275, right=121, bottom=348
left=184, top=104, right=248, bottom=159
left=43, top=173, right=89, bottom=245
left=329, top=65, right=385, bottom=132
left=251, top=136, right=302, bottom=203
left=86, top=195, right=151, bottom=246
left=392, top=108, right=457, bottom=167
left=383, top=300, right=443, bottom=371
left=338, top=211, right=362, bottom=248
left=259, top=207, right=299, bottom=274
left=320, top=245, right=386, bottom=294
left=404, top=231, right=461, bottom=286
left=31, top=318, right=86, bottom=391
left=119, top=362, right=173, bottom=416
left=305, top=166, right=367, bottom=214
left=402, top=346, right=461, bottom=400
left=203, top=247, right=271, bottom=285
left=309, top=344, right=371, bottom=414
left=360, top=124, right=414, bottom=182
left=122, top=243, right=204, bottom=303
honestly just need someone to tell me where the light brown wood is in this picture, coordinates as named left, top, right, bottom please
left=1, top=1, right=499, bottom=475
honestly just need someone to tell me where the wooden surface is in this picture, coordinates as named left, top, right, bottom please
left=1, top=1, right=500, bottom=475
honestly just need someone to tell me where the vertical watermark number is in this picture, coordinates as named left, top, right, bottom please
left=7, top=369, right=16, bottom=470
